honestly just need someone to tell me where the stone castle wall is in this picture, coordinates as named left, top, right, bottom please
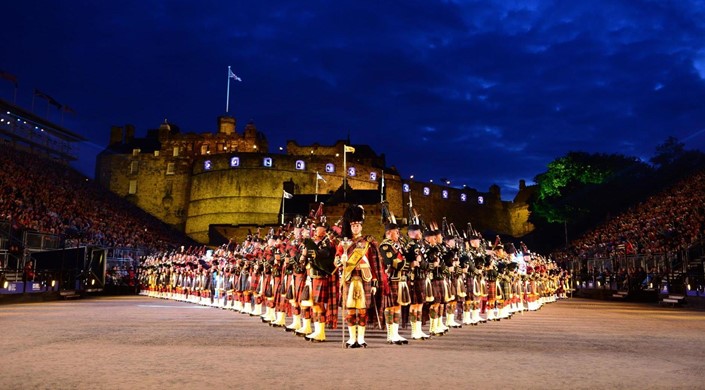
left=96, top=118, right=534, bottom=244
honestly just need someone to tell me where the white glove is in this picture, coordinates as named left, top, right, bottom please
left=370, top=287, right=377, bottom=296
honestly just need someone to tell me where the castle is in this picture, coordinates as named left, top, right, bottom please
left=96, top=116, right=535, bottom=244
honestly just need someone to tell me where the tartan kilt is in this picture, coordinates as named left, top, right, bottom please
left=262, top=275, right=273, bottom=298
left=386, top=279, right=411, bottom=307
left=269, top=276, right=281, bottom=305
left=388, top=279, right=400, bottom=306
left=432, top=279, right=445, bottom=303
left=237, top=273, right=250, bottom=292
left=446, top=278, right=456, bottom=302
left=287, top=272, right=306, bottom=302
left=486, top=281, right=497, bottom=304
left=465, top=276, right=475, bottom=301
left=312, top=277, right=329, bottom=304
left=325, top=272, right=340, bottom=329
left=250, top=274, right=261, bottom=295
left=410, top=278, right=425, bottom=304
left=279, top=274, right=289, bottom=297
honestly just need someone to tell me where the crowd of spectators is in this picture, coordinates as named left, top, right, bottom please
left=0, top=146, right=191, bottom=256
left=553, top=170, right=705, bottom=263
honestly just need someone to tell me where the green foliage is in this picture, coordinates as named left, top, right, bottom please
left=531, top=152, right=650, bottom=224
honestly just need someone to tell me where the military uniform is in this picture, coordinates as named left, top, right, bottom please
left=379, top=223, right=410, bottom=345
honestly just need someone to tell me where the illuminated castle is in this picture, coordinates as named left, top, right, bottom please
left=96, top=116, right=534, bottom=244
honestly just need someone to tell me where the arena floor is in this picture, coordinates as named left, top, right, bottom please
left=1, top=296, right=704, bottom=389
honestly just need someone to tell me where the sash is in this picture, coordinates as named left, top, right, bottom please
left=342, top=242, right=370, bottom=282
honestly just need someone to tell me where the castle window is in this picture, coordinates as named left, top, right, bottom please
left=460, top=193, right=467, bottom=202
left=478, top=196, right=485, bottom=205
left=423, top=187, right=430, bottom=196
left=263, top=157, right=272, bottom=167
left=230, top=157, right=240, bottom=167
left=347, top=167, right=356, bottom=177
left=173, top=147, right=179, bottom=157
left=154, top=150, right=160, bottom=157
left=442, top=190, right=449, bottom=199
left=370, top=172, right=377, bottom=181
left=204, top=160, right=212, bottom=171
left=128, top=180, right=137, bottom=195
left=295, top=160, right=305, bottom=170
left=130, top=161, right=139, bottom=174
left=402, top=184, right=410, bottom=193
left=325, top=163, right=335, bottom=173
left=132, top=148, right=140, bottom=156
left=166, top=163, right=175, bottom=175
left=201, top=144, right=209, bottom=155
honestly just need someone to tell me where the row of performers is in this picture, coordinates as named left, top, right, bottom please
left=138, top=205, right=571, bottom=348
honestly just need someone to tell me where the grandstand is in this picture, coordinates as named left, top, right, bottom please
left=1, top=119, right=194, bottom=299
left=553, top=170, right=705, bottom=304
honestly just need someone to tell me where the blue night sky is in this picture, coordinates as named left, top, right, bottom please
left=3, top=1, right=705, bottom=199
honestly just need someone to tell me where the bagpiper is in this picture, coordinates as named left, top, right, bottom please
left=337, top=205, right=386, bottom=348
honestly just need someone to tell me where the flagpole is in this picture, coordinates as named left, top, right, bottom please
left=380, top=172, right=385, bottom=203
left=315, top=171, right=319, bottom=202
left=226, top=66, right=231, bottom=113
left=281, top=191, right=285, bottom=224
left=343, top=145, right=347, bottom=201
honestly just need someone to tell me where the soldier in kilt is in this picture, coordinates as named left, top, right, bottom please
left=405, top=224, right=430, bottom=340
left=424, top=228, right=447, bottom=336
left=379, top=220, right=410, bottom=345
left=338, top=205, right=385, bottom=348
left=302, top=223, right=337, bottom=342
left=270, top=247, right=288, bottom=327
left=484, top=256, right=499, bottom=321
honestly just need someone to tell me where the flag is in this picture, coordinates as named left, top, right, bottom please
left=0, top=70, right=18, bottom=87
left=283, top=190, right=293, bottom=199
left=229, top=69, right=242, bottom=82
left=316, top=172, right=327, bottom=182
left=34, top=89, right=62, bottom=108
left=344, top=145, right=355, bottom=153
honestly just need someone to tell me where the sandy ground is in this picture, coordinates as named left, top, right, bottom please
left=1, top=296, right=704, bottom=390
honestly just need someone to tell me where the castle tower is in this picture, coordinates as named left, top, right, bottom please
left=109, top=126, right=123, bottom=146
left=218, top=116, right=236, bottom=135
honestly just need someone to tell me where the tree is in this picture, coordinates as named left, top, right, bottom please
left=650, top=136, right=685, bottom=168
left=530, top=152, right=652, bottom=225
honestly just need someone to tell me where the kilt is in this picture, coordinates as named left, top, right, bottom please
left=287, top=272, right=306, bottom=303
left=263, top=275, right=274, bottom=298
left=326, top=272, right=340, bottom=329
left=387, top=279, right=411, bottom=307
left=237, top=273, right=250, bottom=292
left=486, top=281, right=497, bottom=305
left=311, top=277, right=329, bottom=304
left=250, top=274, right=261, bottom=295
left=279, top=274, right=289, bottom=297
left=268, top=276, right=281, bottom=306
left=465, top=276, right=476, bottom=301
left=447, top=278, right=457, bottom=302
left=410, top=277, right=425, bottom=304
left=432, top=279, right=444, bottom=303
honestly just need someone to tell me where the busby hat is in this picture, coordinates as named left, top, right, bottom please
left=341, top=204, right=365, bottom=239
left=344, top=204, right=365, bottom=222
